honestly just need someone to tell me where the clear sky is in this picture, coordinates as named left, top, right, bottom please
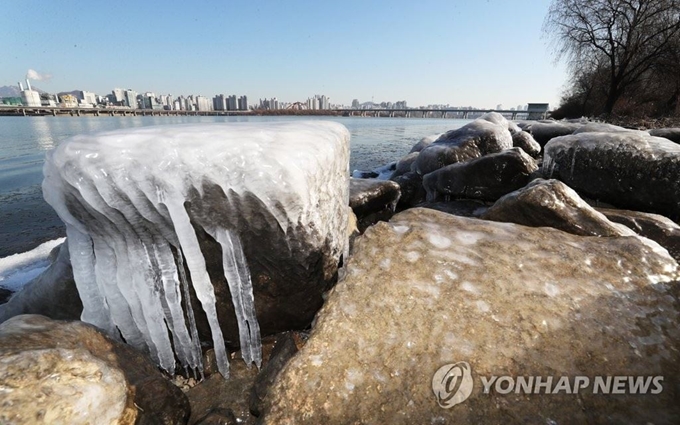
left=0, top=0, right=568, bottom=109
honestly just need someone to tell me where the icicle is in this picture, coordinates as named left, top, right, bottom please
left=65, top=225, right=117, bottom=336
left=164, top=196, right=230, bottom=378
left=212, top=228, right=262, bottom=368
left=176, top=246, right=204, bottom=379
left=150, top=239, right=203, bottom=373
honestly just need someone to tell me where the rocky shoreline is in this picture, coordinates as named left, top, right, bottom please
left=2, top=115, right=680, bottom=424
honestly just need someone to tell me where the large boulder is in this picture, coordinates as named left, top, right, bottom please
left=349, top=178, right=401, bottom=232
left=650, top=128, right=680, bottom=144
left=544, top=131, right=680, bottom=218
left=414, top=114, right=514, bottom=175
left=573, top=122, right=643, bottom=134
left=529, top=121, right=583, bottom=146
left=0, top=314, right=189, bottom=424
left=0, top=242, right=81, bottom=323
left=511, top=130, right=541, bottom=157
left=481, top=179, right=635, bottom=237
left=262, top=208, right=680, bottom=424
left=598, top=207, right=680, bottom=262
left=422, top=147, right=537, bottom=202
left=408, top=134, right=441, bottom=154
left=42, top=121, right=350, bottom=377
left=390, top=151, right=419, bottom=179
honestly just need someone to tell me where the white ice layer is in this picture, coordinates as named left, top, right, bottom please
left=43, top=121, right=350, bottom=376
left=0, top=238, right=66, bottom=292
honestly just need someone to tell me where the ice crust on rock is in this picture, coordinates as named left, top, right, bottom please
left=43, top=121, right=350, bottom=377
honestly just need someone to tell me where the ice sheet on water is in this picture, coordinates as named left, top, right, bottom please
left=43, top=121, right=350, bottom=376
left=0, top=238, right=66, bottom=292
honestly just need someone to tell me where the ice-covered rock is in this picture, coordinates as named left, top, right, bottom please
left=0, top=314, right=189, bottom=425
left=598, top=207, right=680, bottom=262
left=43, top=121, right=350, bottom=377
left=0, top=242, right=81, bottom=323
left=408, top=134, right=441, bottom=154
left=262, top=208, right=680, bottom=424
left=529, top=121, right=584, bottom=146
left=650, top=128, right=680, bottom=144
left=349, top=178, right=400, bottom=233
left=422, top=147, right=537, bottom=202
left=413, top=115, right=514, bottom=175
left=544, top=131, right=680, bottom=218
left=351, top=161, right=396, bottom=180
left=573, top=122, right=645, bottom=135
left=481, top=179, right=637, bottom=237
left=511, top=130, right=541, bottom=157
left=390, top=151, right=419, bottom=179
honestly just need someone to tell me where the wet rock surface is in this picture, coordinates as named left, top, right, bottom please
left=598, top=207, right=680, bottom=262
left=529, top=121, right=583, bottom=146
left=544, top=131, right=680, bottom=218
left=0, top=243, right=81, bottom=323
left=0, top=314, right=189, bottom=425
left=481, top=179, right=635, bottom=237
left=390, top=151, right=419, bottom=179
left=390, top=171, right=427, bottom=209
left=422, top=147, right=538, bottom=202
left=349, top=178, right=401, bottom=232
left=262, top=208, right=680, bottom=424
left=511, top=130, right=541, bottom=157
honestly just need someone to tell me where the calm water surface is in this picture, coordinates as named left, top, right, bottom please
left=0, top=115, right=469, bottom=256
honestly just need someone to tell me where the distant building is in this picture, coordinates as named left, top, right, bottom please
left=60, top=94, right=78, bottom=108
left=78, top=91, right=97, bottom=106
left=213, top=94, right=227, bottom=111
left=351, top=99, right=360, bottom=109
left=124, top=89, right=138, bottom=108
left=227, top=95, right=238, bottom=110
left=112, top=88, right=126, bottom=105
left=196, top=96, right=212, bottom=111
left=238, top=95, right=248, bottom=110
left=527, top=103, right=549, bottom=119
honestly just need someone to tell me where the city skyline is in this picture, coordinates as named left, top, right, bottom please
left=0, top=0, right=567, bottom=109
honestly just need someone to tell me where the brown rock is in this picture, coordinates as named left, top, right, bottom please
left=0, top=314, right=189, bottom=425
left=262, top=208, right=680, bottom=424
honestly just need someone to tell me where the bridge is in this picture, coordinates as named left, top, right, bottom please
left=0, top=106, right=549, bottom=120
left=336, top=108, right=547, bottom=120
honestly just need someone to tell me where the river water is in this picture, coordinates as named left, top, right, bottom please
left=0, top=115, right=469, bottom=257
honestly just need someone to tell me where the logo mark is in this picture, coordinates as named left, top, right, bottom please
left=432, top=361, right=474, bottom=408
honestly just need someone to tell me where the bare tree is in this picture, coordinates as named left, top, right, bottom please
left=544, top=0, right=680, bottom=114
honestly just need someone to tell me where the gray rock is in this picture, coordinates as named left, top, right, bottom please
left=598, top=207, right=680, bottom=262
left=413, top=117, right=513, bottom=175
left=529, top=121, right=583, bottom=146
left=349, top=178, right=401, bottom=233
left=544, top=131, right=680, bottom=219
left=422, top=147, right=538, bottom=202
left=390, top=152, right=419, bottom=179
left=390, top=171, right=427, bottom=209
left=481, top=179, right=635, bottom=237
left=408, top=134, right=441, bottom=154
left=0, top=243, right=81, bottom=323
left=649, top=128, right=680, bottom=144
left=0, top=314, right=190, bottom=425
left=262, top=208, right=680, bottom=424
left=511, top=130, right=541, bottom=157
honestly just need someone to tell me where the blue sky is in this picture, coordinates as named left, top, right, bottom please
left=0, top=0, right=567, bottom=108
